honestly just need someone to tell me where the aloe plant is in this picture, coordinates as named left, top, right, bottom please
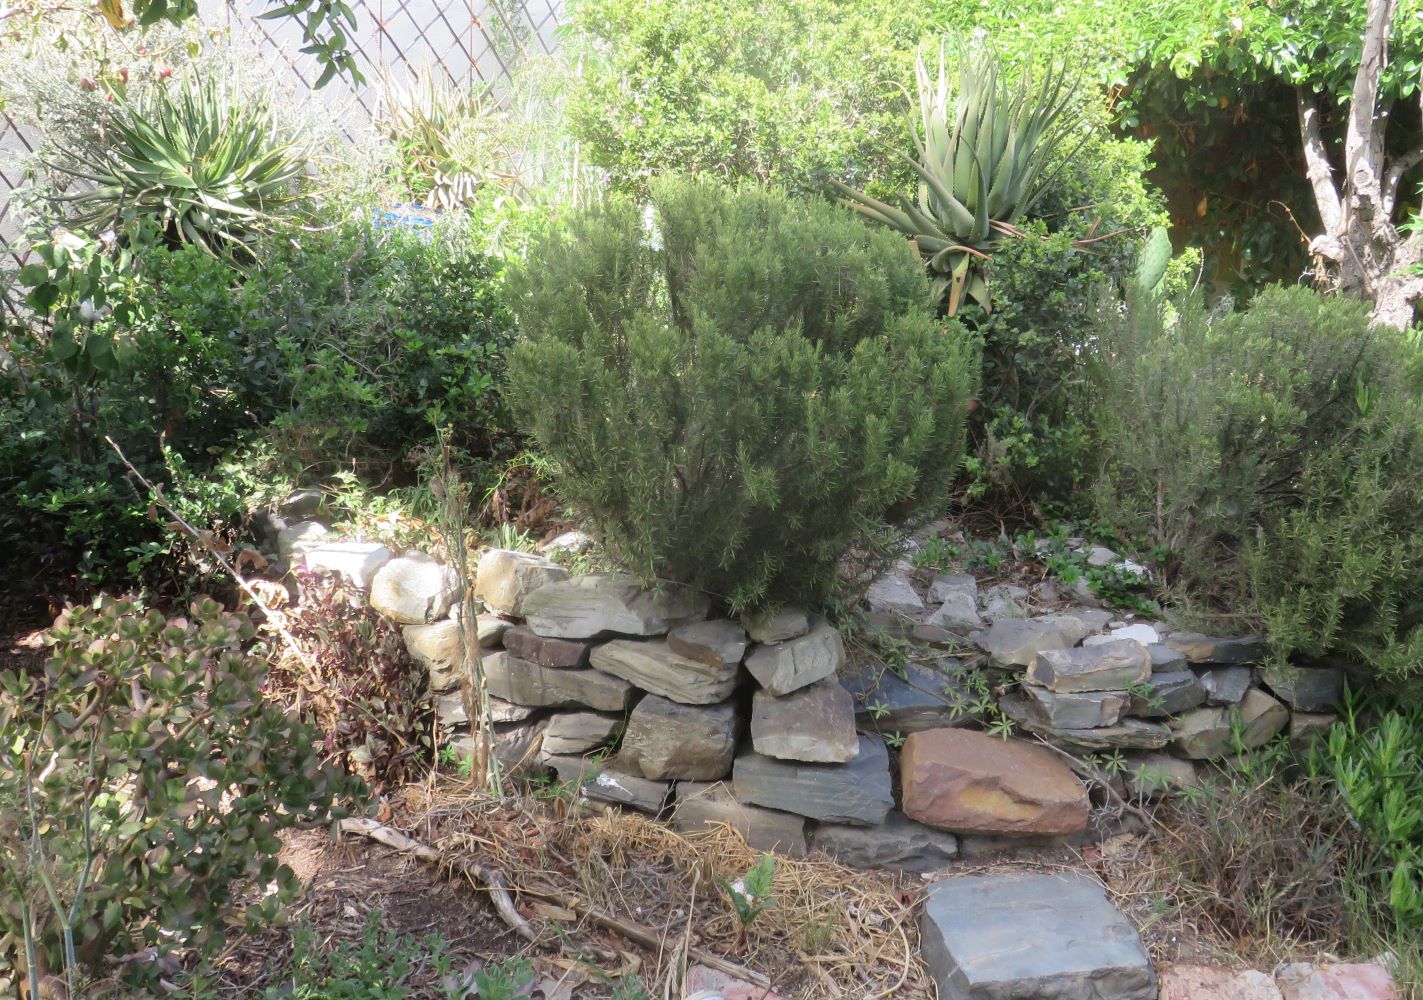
left=48, top=77, right=306, bottom=258
left=833, top=44, right=1083, bottom=314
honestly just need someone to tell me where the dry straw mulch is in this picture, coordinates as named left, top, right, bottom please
left=386, top=776, right=934, bottom=999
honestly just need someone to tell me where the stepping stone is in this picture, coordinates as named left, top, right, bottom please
left=976, top=620, right=1068, bottom=668
left=1166, top=632, right=1268, bottom=664
left=900, top=729, right=1089, bottom=835
left=617, top=694, right=739, bottom=780
left=920, top=871, right=1156, bottom=1000
left=303, top=541, right=392, bottom=589
left=591, top=638, right=739, bottom=704
left=1160, top=966, right=1282, bottom=1000
left=1276, top=961, right=1400, bottom=1000
left=811, top=810, right=958, bottom=873
left=1261, top=663, right=1346, bottom=711
left=744, top=616, right=844, bottom=695
left=843, top=661, right=975, bottom=734
left=743, top=607, right=810, bottom=644
left=473, top=548, right=568, bottom=616
left=750, top=680, right=857, bottom=762
left=1026, top=640, right=1150, bottom=692
left=733, top=735, right=893, bottom=826
left=667, top=619, right=748, bottom=670
left=523, top=573, right=709, bottom=639
left=503, top=625, right=594, bottom=668
left=370, top=554, right=459, bottom=624
left=672, top=781, right=806, bottom=856
left=482, top=650, right=634, bottom=712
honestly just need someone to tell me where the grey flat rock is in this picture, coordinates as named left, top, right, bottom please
left=617, top=694, right=739, bottom=780
left=303, top=541, right=393, bottom=590
left=920, top=871, right=1156, bottom=1000
left=483, top=650, right=634, bottom=712
left=672, top=781, right=807, bottom=856
left=928, top=573, right=978, bottom=604
left=1194, top=665, right=1253, bottom=705
left=1026, top=640, right=1150, bottom=693
left=370, top=555, right=459, bottom=624
left=743, top=608, right=811, bottom=644
left=866, top=570, right=926, bottom=616
left=1146, top=643, right=1188, bottom=672
left=811, top=811, right=958, bottom=873
left=750, top=680, right=857, bottom=763
left=1261, top=663, right=1345, bottom=711
left=541, top=711, right=622, bottom=756
left=733, top=735, right=893, bottom=826
left=523, top=573, right=709, bottom=639
left=1165, top=632, right=1268, bottom=664
left=1127, top=670, right=1206, bottom=717
left=591, top=639, right=740, bottom=704
left=667, top=619, right=748, bottom=670
left=546, top=756, right=671, bottom=813
left=843, top=661, right=975, bottom=734
left=976, top=620, right=1068, bottom=668
left=927, top=592, right=985, bottom=633
left=744, top=616, right=844, bottom=696
left=1001, top=695, right=1171, bottom=750
left=1023, top=686, right=1127, bottom=729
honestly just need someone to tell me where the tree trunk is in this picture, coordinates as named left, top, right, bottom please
left=1298, top=0, right=1423, bottom=328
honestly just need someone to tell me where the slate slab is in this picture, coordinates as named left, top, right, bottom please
left=976, top=620, right=1068, bottom=668
left=545, top=756, right=671, bottom=813
left=750, top=680, right=857, bottom=763
left=667, top=619, right=748, bottom=670
left=672, top=781, right=807, bottom=857
left=1026, top=640, right=1150, bottom=693
left=1127, top=670, right=1206, bottom=718
left=523, top=573, right=709, bottom=639
left=811, top=811, right=959, bottom=873
left=617, top=694, right=739, bottom=780
left=1022, top=686, right=1126, bottom=729
left=744, top=616, right=844, bottom=696
left=541, top=711, right=621, bottom=756
left=1195, top=665, right=1253, bottom=705
left=1166, top=632, right=1268, bottom=664
left=1261, top=664, right=1346, bottom=711
left=919, top=871, right=1156, bottom=1000
left=732, top=735, right=893, bottom=826
left=743, top=607, right=810, bottom=644
left=482, top=650, right=634, bottom=713
left=591, top=639, right=740, bottom=704
left=503, top=625, right=594, bottom=668
left=843, top=661, right=975, bottom=733
left=473, top=548, right=568, bottom=616
left=1000, top=695, right=1171, bottom=751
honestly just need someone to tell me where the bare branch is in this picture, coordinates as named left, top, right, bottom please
left=1299, top=89, right=1343, bottom=234
left=1383, top=147, right=1423, bottom=215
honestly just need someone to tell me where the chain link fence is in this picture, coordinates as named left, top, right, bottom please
left=0, top=0, right=565, bottom=265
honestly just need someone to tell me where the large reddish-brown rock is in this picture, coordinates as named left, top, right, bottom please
left=1160, top=966, right=1283, bottom=1000
left=1277, top=962, right=1399, bottom=1000
left=900, top=729, right=1089, bottom=835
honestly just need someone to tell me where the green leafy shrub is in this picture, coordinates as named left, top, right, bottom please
left=0, top=595, right=359, bottom=991
left=1094, top=285, right=1423, bottom=689
left=506, top=176, right=977, bottom=612
left=1, top=213, right=513, bottom=587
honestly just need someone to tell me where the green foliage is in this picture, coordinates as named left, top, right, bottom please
left=1094, top=284, right=1423, bottom=690
left=48, top=75, right=307, bottom=258
left=834, top=44, right=1084, bottom=314
left=1317, top=696, right=1423, bottom=934
left=0, top=596, right=358, bottom=989
left=717, top=855, right=777, bottom=928
left=505, top=176, right=978, bottom=612
left=1, top=214, right=512, bottom=587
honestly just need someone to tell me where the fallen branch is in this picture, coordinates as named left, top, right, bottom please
left=334, top=816, right=768, bottom=989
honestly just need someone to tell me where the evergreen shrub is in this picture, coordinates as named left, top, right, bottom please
left=505, top=176, right=978, bottom=612
left=1094, top=285, right=1423, bottom=692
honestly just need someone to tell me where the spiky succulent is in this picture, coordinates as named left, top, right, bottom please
left=833, top=44, right=1082, bottom=314
left=48, top=76, right=306, bottom=258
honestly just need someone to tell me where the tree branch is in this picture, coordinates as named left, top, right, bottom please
left=1344, top=0, right=1397, bottom=207
left=1383, top=147, right=1423, bottom=216
left=1298, top=88, right=1343, bottom=235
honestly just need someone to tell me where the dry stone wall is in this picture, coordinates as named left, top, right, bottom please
left=275, top=527, right=1349, bottom=876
